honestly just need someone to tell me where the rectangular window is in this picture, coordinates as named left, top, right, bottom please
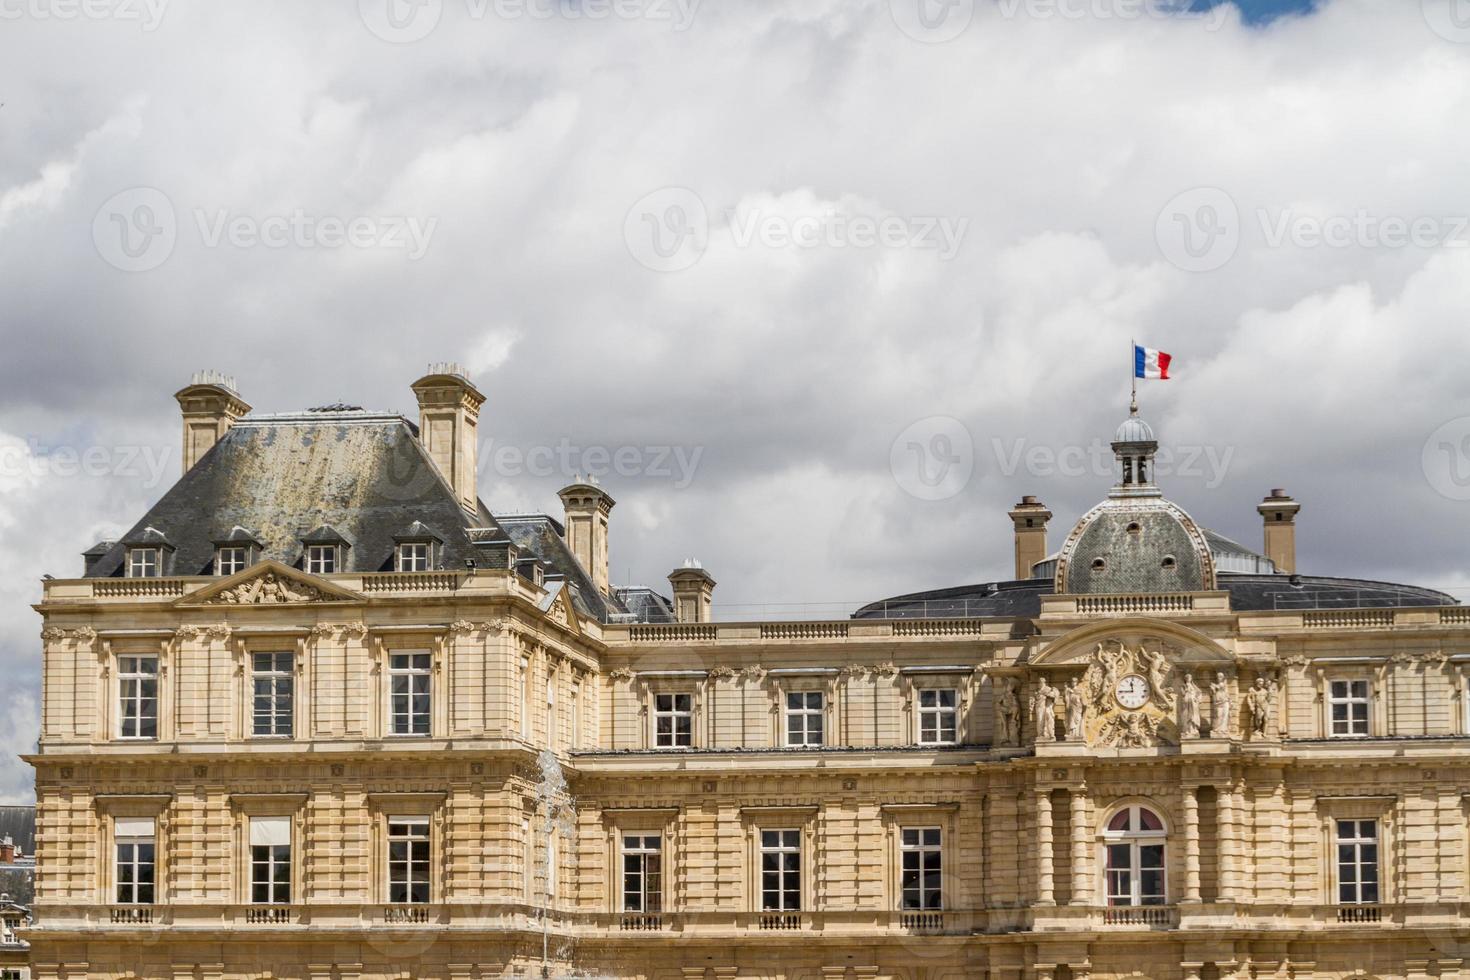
left=252, top=652, right=294, bottom=737
left=396, top=542, right=430, bottom=572
left=918, top=689, right=958, bottom=745
left=570, top=682, right=582, bottom=750
left=900, top=827, right=943, bottom=910
left=1337, top=819, right=1380, bottom=904
left=118, top=655, right=158, bottom=740
left=1329, top=680, right=1370, bottom=737
left=304, top=545, right=337, bottom=575
left=546, top=674, right=556, bottom=746
left=760, top=829, right=801, bottom=911
left=520, top=658, right=532, bottom=740
left=216, top=546, right=247, bottom=576
left=389, top=652, right=432, bottom=736
left=250, top=816, right=291, bottom=904
left=387, top=817, right=431, bottom=904
left=654, top=693, right=693, bottom=748
left=785, top=691, right=825, bottom=747
left=114, top=817, right=156, bottom=905
left=622, top=834, right=663, bottom=912
left=127, top=548, right=160, bottom=578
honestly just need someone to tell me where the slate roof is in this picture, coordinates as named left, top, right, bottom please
left=614, top=586, right=677, bottom=624
left=494, top=514, right=632, bottom=623
left=851, top=573, right=1455, bottom=620
left=85, top=410, right=511, bottom=578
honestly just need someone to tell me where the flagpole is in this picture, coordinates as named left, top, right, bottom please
left=1130, top=338, right=1138, bottom=416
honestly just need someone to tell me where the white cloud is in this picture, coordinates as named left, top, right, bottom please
left=2, top=0, right=1470, bottom=800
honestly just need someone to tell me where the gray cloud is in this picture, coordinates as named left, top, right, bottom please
left=2, top=0, right=1469, bottom=799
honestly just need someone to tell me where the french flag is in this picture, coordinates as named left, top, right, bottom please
left=1134, top=344, right=1172, bottom=380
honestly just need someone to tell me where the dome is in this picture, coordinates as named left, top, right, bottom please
left=1053, top=496, right=1217, bottom=595
left=1114, top=414, right=1156, bottom=445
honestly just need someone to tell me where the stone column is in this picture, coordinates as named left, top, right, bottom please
left=1218, top=782, right=1237, bottom=902
left=1037, top=790, right=1055, bottom=905
left=1183, top=785, right=1201, bottom=902
left=1070, top=786, right=1092, bottom=905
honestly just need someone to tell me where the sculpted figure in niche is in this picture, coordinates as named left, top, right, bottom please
left=1247, top=676, right=1272, bottom=737
left=1179, top=672, right=1202, bottom=739
left=1033, top=679, right=1060, bottom=743
left=1210, top=671, right=1233, bottom=737
left=998, top=680, right=1021, bottom=746
left=1064, top=677, right=1087, bottom=741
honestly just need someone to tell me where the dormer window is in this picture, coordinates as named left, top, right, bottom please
left=305, top=545, right=338, bottom=575
left=396, top=542, right=431, bottom=572
left=391, top=521, right=442, bottom=573
left=122, top=526, right=172, bottom=578
left=127, top=548, right=161, bottom=578
left=216, top=546, right=248, bottom=576
left=301, top=524, right=350, bottom=576
left=212, top=526, right=262, bottom=576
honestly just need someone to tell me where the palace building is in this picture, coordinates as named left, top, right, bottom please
left=23, top=368, right=1470, bottom=980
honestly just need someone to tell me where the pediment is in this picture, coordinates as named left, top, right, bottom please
left=1030, top=617, right=1233, bottom=667
left=539, top=584, right=582, bottom=636
left=178, top=560, right=364, bottom=606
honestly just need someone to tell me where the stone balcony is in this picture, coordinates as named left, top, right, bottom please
left=39, top=902, right=1460, bottom=938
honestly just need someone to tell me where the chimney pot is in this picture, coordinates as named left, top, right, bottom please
left=1007, top=496, right=1053, bottom=580
left=668, top=562, right=716, bottom=623
left=559, top=482, right=616, bottom=596
left=411, top=367, right=487, bottom=514
left=174, top=372, right=252, bottom=474
left=1257, top=489, right=1302, bottom=574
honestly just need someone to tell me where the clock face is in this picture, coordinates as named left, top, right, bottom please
left=1115, top=674, right=1150, bottom=710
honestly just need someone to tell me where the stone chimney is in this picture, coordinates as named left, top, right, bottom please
left=558, top=480, right=615, bottom=596
left=668, top=559, right=716, bottom=623
left=0, top=836, right=13, bottom=863
left=1007, top=495, right=1053, bottom=580
left=174, top=371, right=251, bottom=474
left=1257, top=489, right=1302, bottom=574
left=411, top=364, right=486, bottom=514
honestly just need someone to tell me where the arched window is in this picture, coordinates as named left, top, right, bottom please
left=1103, top=805, right=1166, bottom=906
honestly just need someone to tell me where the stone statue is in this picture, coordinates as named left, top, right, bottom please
left=1179, top=673, right=1201, bottom=739
left=1247, top=676, right=1272, bottom=737
left=1033, top=679, right=1060, bottom=743
left=998, top=680, right=1020, bottom=746
left=1064, top=677, right=1086, bottom=741
left=1141, top=645, right=1175, bottom=708
left=1266, top=675, right=1280, bottom=738
left=1210, top=671, right=1232, bottom=737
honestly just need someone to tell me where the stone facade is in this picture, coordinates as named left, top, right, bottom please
left=21, top=375, right=1470, bottom=980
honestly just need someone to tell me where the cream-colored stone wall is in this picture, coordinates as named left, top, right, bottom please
left=25, top=577, right=1470, bottom=980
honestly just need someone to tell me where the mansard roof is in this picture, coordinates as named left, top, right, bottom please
left=495, top=513, right=628, bottom=623
left=84, top=409, right=497, bottom=580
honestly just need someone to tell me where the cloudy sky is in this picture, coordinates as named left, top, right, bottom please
left=2, top=0, right=1469, bottom=800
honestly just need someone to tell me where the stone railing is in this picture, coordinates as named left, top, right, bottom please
left=243, top=905, right=293, bottom=925
left=38, top=903, right=1436, bottom=937
left=1303, top=609, right=1395, bottom=629
left=760, top=622, right=849, bottom=641
left=614, top=618, right=1007, bottom=645
left=1042, top=592, right=1231, bottom=619
left=358, top=572, right=463, bottom=595
left=92, top=578, right=189, bottom=600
